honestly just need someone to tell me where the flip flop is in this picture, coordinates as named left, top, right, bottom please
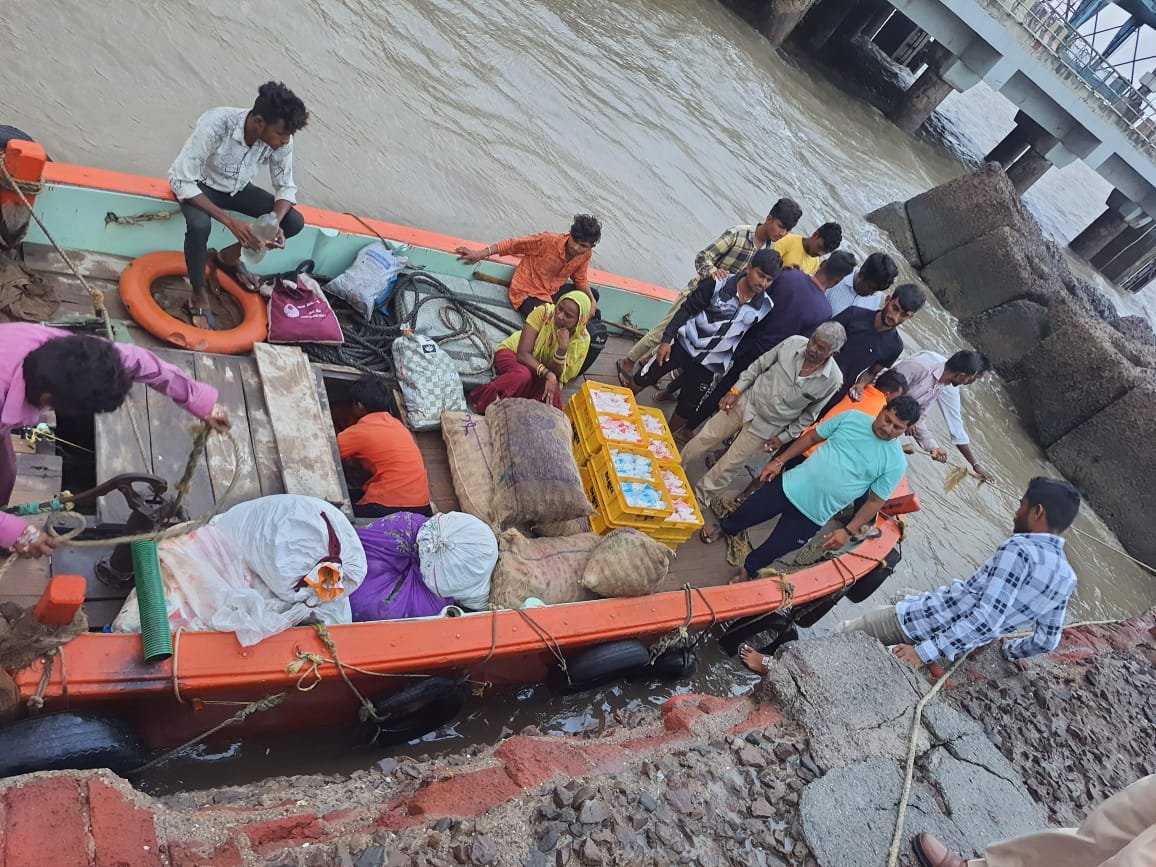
left=182, top=300, right=217, bottom=330
left=213, top=256, right=260, bottom=293
left=615, top=359, right=634, bottom=388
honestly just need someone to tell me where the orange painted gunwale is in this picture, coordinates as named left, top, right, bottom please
left=41, top=162, right=680, bottom=304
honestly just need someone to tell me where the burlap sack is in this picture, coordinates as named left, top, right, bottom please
left=487, top=398, right=592, bottom=529
left=581, top=528, right=674, bottom=597
left=534, top=517, right=592, bottom=537
left=441, top=411, right=495, bottom=523
left=489, top=529, right=600, bottom=609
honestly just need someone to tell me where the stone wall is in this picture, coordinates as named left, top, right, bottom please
left=868, top=163, right=1156, bottom=565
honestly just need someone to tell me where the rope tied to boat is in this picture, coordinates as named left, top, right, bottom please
left=0, top=173, right=43, bottom=197
left=647, top=585, right=719, bottom=662
left=513, top=606, right=570, bottom=684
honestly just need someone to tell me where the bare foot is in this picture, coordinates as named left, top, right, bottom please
left=739, top=644, right=771, bottom=674
left=654, top=388, right=676, bottom=404
left=727, top=571, right=748, bottom=585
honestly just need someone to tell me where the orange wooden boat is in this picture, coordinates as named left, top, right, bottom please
left=0, top=141, right=919, bottom=761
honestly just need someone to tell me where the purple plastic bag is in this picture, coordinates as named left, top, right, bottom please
left=349, top=513, right=451, bottom=622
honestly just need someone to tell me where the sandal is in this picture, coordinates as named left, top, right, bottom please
left=182, top=300, right=217, bottom=330
left=212, top=254, right=260, bottom=293
left=615, top=359, right=634, bottom=389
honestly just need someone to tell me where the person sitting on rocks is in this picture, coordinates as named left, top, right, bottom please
left=681, top=250, right=853, bottom=428
left=890, top=349, right=995, bottom=484
left=774, top=221, right=843, bottom=274
left=680, top=323, right=845, bottom=513
left=824, top=251, right=900, bottom=316
left=910, top=772, right=1153, bottom=867
left=467, top=290, right=591, bottom=413
left=702, top=396, right=917, bottom=588
left=829, top=476, right=1079, bottom=671
left=337, top=379, right=431, bottom=519
left=617, top=198, right=802, bottom=387
left=631, top=249, right=780, bottom=438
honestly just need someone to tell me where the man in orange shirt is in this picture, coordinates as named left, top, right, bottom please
left=455, top=214, right=601, bottom=315
left=337, top=379, right=432, bottom=519
left=800, top=367, right=908, bottom=457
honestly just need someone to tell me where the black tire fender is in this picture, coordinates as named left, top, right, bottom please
left=718, top=611, right=792, bottom=657
left=368, top=676, right=469, bottom=746
left=0, top=712, right=143, bottom=779
left=846, top=546, right=902, bottom=604
left=638, top=646, right=699, bottom=681
left=547, top=639, right=651, bottom=694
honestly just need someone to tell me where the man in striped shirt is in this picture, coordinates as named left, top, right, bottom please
left=833, top=476, right=1080, bottom=667
left=617, top=199, right=802, bottom=384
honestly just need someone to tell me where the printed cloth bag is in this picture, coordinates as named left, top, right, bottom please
left=267, top=273, right=345, bottom=344
left=392, top=331, right=466, bottom=431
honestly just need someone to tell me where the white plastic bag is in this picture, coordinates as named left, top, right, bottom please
left=111, top=524, right=295, bottom=646
left=393, top=332, right=467, bottom=431
left=417, top=512, right=497, bottom=610
left=324, top=241, right=407, bottom=319
left=211, top=495, right=367, bottom=627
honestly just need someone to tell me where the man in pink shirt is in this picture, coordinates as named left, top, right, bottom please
left=1, top=324, right=230, bottom=558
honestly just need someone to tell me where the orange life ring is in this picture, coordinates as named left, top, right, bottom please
left=119, top=251, right=268, bottom=354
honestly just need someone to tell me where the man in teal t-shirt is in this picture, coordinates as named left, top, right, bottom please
left=701, top=396, right=919, bottom=582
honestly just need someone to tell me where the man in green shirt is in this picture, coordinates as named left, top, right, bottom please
left=617, top=198, right=802, bottom=386
left=701, top=396, right=919, bottom=583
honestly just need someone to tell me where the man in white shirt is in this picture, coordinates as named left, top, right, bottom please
left=825, top=252, right=898, bottom=316
left=890, top=349, right=994, bottom=482
left=169, top=81, right=309, bottom=328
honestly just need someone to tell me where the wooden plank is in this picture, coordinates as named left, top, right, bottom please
left=36, top=272, right=129, bottom=321
left=95, top=381, right=153, bottom=526
left=193, top=354, right=261, bottom=509
left=145, top=349, right=214, bottom=519
left=22, top=243, right=131, bottom=282
left=252, top=343, right=344, bottom=505
left=312, top=367, right=353, bottom=517
left=238, top=357, right=285, bottom=498
left=0, top=453, right=62, bottom=601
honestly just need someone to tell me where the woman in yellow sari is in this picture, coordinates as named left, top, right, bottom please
left=469, top=290, right=591, bottom=413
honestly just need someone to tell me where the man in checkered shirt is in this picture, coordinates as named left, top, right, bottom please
left=833, top=476, right=1080, bottom=666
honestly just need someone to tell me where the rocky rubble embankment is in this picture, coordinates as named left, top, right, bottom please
left=0, top=613, right=1152, bottom=867
left=868, top=163, right=1156, bottom=568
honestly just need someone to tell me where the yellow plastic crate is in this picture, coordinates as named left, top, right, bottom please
left=572, top=407, right=649, bottom=460
left=636, top=405, right=680, bottom=462
left=568, top=381, right=639, bottom=428
left=587, top=448, right=672, bottom=525
left=654, top=462, right=704, bottom=538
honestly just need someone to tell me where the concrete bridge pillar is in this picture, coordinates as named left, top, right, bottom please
left=1005, top=146, right=1053, bottom=193
left=886, top=42, right=953, bottom=134
left=1070, top=206, right=1128, bottom=260
left=802, top=0, right=862, bottom=50
left=985, top=127, right=1032, bottom=167
left=760, top=0, right=822, bottom=47
left=832, top=0, right=889, bottom=41
left=1090, top=222, right=1148, bottom=270
left=1097, top=225, right=1156, bottom=282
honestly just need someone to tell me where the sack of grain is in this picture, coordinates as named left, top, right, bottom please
left=441, top=411, right=495, bottom=524
left=582, top=528, right=674, bottom=597
left=489, top=529, right=601, bottom=609
left=534, top=517, right=592, bottom=537
left=487, top=398, right=592, bottom=528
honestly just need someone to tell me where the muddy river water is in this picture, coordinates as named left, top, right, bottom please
left=1, top=0, right=1152, bottom=788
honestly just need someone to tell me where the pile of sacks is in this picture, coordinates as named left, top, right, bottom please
left=111, top=494, right=501, bottom=646
left=442, top=398, right=674, bottom=609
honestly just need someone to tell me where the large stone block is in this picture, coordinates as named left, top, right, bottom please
left=866, top=200, right=922, bottom=267
left=959, top=299, right=1051, bottom=377
left=906, top=164, right=1029, bottom=264
left=1020, top=307, right=1146, bottom=446
left=1111, top=314, right=1156, bottom=348
left=1048, top=379, right=1156, bottom=567
left=920, top=227, right=1051, bottom=319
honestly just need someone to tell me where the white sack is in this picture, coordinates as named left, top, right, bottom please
left=416, top=511, right=497, bottom=610
left=324, top=241, right=407, bottom=319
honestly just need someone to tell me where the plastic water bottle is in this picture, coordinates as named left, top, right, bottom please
left=240, top=212, right=281, bottom=265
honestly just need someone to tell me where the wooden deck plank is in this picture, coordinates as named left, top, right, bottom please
left=237, top=357, right=285, bottom=498
left=36, top=272, right=130, bottom=322
left=0, top=453, right=63, bottom=601
left=312, top=366, right=353, bottom=517
left=146, top=350, right=214, bottom=519
left=253, top=343, right=344, bottom=506
left=94, top=381, right=153, bottom=526
left=193, top=354, right=261, bottom=509
left=22, top=244, right=132, bottom=282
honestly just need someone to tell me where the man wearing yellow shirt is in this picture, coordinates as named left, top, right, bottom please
left=774, top=222, right=843, bottom=274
